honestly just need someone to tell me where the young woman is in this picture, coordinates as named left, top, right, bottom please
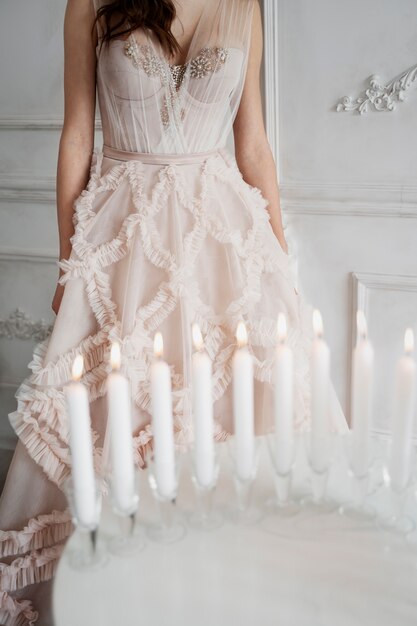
left=0, top=0, right=348, bottom=623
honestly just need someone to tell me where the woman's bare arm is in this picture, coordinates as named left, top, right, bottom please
left=52, top=0, right=97, bottom=314
left=233, top=0, right=288, bottom=255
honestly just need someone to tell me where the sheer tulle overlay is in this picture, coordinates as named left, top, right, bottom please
left=0, top=0, right=348, bottom=623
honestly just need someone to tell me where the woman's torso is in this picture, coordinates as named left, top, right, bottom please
left=94, top=0, right=255, bottom=154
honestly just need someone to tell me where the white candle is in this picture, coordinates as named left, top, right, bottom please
left=191, top=323, right=215, bottom=488
left=150, top=332, right=176, bottom=499
left=310, top=310, right=331, bottom=472
left=389, top=328, right=416, bottom=491
left=351, top=310, right=374, bottom=476
left=232, top=321, right=255, bottom=481
left=273, top=313, right=294, bottom=474
left=107, top=342, right=136, bottom=513
left=64, top=355, right=97, bottom=527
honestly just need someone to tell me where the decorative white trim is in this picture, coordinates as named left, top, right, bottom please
left=0, top=308, right=53, bottom=342
left=349, top=271, right=417, bottom=426
left=0, top=116, right=102, bottom=130
left=261, top=0, right=280, bottom=166
left=281, top=181, right=417, bottom=217
left=337, top=65, right=417, bottom=114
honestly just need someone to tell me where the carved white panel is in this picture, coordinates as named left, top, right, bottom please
left=337, top=65, right=417, bottom=114
left=350, top=272, right=417, bottom=435
left=0, top=254, right=56, bottom=383
left=0, top=308, right=53, bottom=342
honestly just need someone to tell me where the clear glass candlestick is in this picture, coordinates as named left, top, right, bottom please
left=63, top=477, right=107, bottom=571
left=264, top=432, right=300, bottom=518
left=146, top=454, right=186, bottom=544
left=377, top=450, right=416, bottom=535
left=338, top=431, right=376, bottom=521
left=226, top=436, right=262, bottom=525
left=405, top=487, right=417, bottom=546
left=301, top=430, right=337, bottom=513
left=107, top=471, right=145, bottom=557
left=188, top=447, right=222, bottom=531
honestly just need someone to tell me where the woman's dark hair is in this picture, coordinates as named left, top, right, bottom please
left=92, top=0, right=182, bottom=58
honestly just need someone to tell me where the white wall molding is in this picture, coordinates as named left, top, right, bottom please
left=337, top=64, right=417, bottom=114
left=0, top=247, right=57, bottom=263
left=261, top=0, right=280, bottom=166
left=281, top=181, right=417, bottom=217
left=351, top=271, right=417, bottom=351
left=349, top=271, right=417, bottom=432
left=0, top=116, right=102, bottom=130
left=0, top=174, right=56, bottom=203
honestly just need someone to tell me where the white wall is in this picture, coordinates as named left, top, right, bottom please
left=263, top=0, right=417, bottom=434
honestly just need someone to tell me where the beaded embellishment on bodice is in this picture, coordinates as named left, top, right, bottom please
left=124, top=35, right=229, bottom=130
left=124, top=36, right=229, bottom=90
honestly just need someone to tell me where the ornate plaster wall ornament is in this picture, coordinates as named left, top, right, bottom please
left=336, top=64, right=417, bottom=114
left=0, top=308, right=53, bottom=342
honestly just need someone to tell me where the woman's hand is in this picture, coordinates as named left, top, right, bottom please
left=51, top=281, right=65, bottom=315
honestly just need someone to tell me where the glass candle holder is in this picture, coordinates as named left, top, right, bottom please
left=107, top=470, right=145, bottom=557
left=146, top=453, right=186, bottom=544
left=188, top=445, right=222, bottom=531
left=264, top=432, right=300, bottom=518
left=301, top=430, right=338, bottom=514
left=226, top=436, right=263, bottom=525
left=338, top=430, right=376, bottom=522
left=377, top=444, right=416, bottom=535
left=63, top=476, right=108, bottom=571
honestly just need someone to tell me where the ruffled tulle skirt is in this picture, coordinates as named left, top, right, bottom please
left=0, top=144, right=348, bottom=624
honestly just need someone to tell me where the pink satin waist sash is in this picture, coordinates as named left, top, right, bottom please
left=102, top=144, right=225, bottom=165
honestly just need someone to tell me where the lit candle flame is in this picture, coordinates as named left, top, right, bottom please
left=312, top=309, right=324, bottom=338
left=71, top=354, right=84, bottom=381
left=277, top=312, right=287, bottom=343
left=356, top=309, right=368, bottom=341
left=110, top=341, right=121, bottom=370
left=154, top=331, right=164, bottom=358
left=404, top=328, right=414, bottom=355
left=192, top=323, right=204, bottom=351
left=236, top=320, right=248, bottom=348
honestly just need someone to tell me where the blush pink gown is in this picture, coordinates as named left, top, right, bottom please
left=0, top=0, right=348, bottom=623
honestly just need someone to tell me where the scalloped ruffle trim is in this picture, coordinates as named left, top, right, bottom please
left=0, top=592, right=38, bottom=626
left=8, top=144, right=311, bottom=494
left=0, top=545, right=64, bottom=594
left=0, top=511, right=73, bottom=559
left=0, top=509, right=72, bottom=624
